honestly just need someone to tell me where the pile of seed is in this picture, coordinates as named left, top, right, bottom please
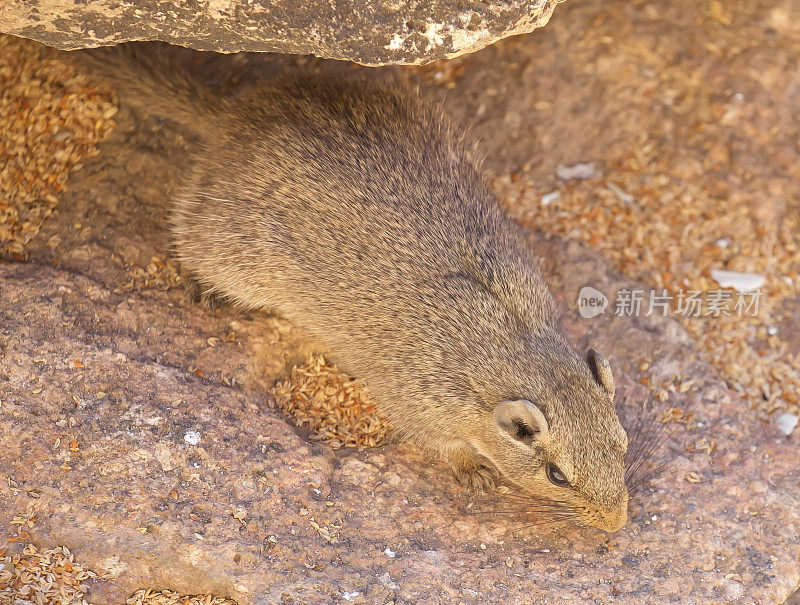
left=271, top=355, right=391, bottom=448
left=0, top=544, right=106, bottom=603
left=0, top=541, right=237, bottom=604
left=127, top=589, right=237, bottom=605
left=0, top=34, right=116, bottom=260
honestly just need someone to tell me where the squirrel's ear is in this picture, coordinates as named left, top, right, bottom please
left=493, top=399, right=549, bottom=446
left=587, top=349, right=615, bottom=399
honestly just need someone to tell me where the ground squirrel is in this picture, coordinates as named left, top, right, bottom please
left=78, top=44, right=629, bottom=532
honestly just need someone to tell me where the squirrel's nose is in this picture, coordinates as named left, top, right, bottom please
left=594, top=494, right=628, bottom=533
left=600, top=512, right=626, bottom=533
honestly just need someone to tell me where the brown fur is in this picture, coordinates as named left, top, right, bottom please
left=75, top=44, right=629, bottom=532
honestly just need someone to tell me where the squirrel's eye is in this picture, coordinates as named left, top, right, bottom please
left=546, top=463, right=570, bottom=487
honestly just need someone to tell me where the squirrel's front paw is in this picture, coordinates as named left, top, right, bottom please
left=183, top=275, right=228, bottom=310
left=448, top=447, right=498, bottom=493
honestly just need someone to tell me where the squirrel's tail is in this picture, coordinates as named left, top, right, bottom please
left=68, top=42, right=224, bottom=135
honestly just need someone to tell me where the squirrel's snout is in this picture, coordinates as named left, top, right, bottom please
left=592, top=496, right=628, bottom=532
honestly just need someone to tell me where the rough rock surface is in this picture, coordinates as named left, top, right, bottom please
left=3, top=241, right=800, bottom=603
left=0, top=0, right=562, bottom=65
left=3, top=0, right=800, bottom=598
left=1, top=104, right=799, bottom=602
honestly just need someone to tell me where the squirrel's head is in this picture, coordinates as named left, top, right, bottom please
left=471, top=343, right=629, bottom=532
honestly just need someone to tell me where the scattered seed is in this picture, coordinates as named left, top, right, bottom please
left=0, top=543, right=109, bottom=603
left=270, top=355, right=390, bottom=449
left=0, top=36, right=116, bottom=260
left=126, top=589, right=237, bottom=605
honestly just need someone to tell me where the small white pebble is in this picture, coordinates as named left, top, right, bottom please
left=540, top=191, right=561, bottom=206
left=651, top=515, right=658, bottom=521
left=379, top=572, right=400, bottom=590
left=480, top=543, right=487, bottom=550
left=710, top=269, right=765, bottom=292
left=766, top=325, right=779, bottom=336
left=541, top=549, right=550, bottom=553
left=776, top=413, right=799, bottom=436
left=555, top=162, right=597, bottom=181
left=183, top=430, right=201, bottom=446
left=342, top=591, right=360, bottom=601
left=384, top=547, right=396, bottom=557
left=715, top=238, right=731, bottom=249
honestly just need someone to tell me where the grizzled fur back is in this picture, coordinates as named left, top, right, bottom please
left=170, top=77, right=560, bottom=435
